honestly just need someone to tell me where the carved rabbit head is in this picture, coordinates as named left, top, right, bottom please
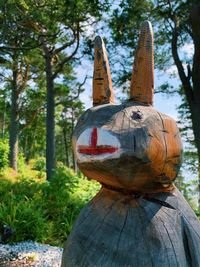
left=72, top=21, right=182, bottom=193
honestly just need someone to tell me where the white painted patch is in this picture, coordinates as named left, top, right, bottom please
left=75, top=128, right=121, bottom=163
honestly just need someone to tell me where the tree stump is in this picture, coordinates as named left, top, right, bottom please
left=62, top=188, right=200, bottom=267
left=61, top=21, right=200, bottom=267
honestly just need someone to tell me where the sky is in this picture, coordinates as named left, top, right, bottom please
left=75, top=42, right=198, bottom=207
left=76, top=61, right=182, bottom=120
left=74, top=3, right=193, bottom=121
left=76, top=41, right=194, bottom=122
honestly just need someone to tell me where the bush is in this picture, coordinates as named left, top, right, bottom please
left=33, top=157, right=46, bottom=171
left=0, top=166, right=100, bottom=246
left=0, top=139, right=9, bottom=170
left=17, top=153, right=26, bottom=173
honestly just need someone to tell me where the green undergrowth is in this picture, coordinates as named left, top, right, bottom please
left=0, top=164, right=199, bottom=246
left=0, top=165, right=100, bottom=246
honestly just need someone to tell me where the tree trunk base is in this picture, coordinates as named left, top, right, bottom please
left=61, top=187, right=200, bottom=267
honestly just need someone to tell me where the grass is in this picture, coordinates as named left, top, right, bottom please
left=0, top=164, right=100, bottom=246
left=0, top=163, right=199, bottom=246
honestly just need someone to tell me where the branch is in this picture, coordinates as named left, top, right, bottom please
left=166, top=0, right=173, bottom=14
left=190, top=4, right=200, bottom=94
left=187, top=64, right=192, bottom=80
left=0, top=72, right=12, bottom=83
left=156, top=0, right=174, bottom=30
left=80, top=17, right=100, bottom=28
left=38, top=32, right=53, bottom=62
left=55, top=75, right=87, bottom=106
left=18, top=61, right=30, bottom=94
left=53, top=39, right=76, bottom=55
left=171, top=22, right=193, bottom=105
left=72, top=75, right=87, bottom=100
left=184, top=25, right=193, bottom=39
left=0, top=44, right=40, bottom=51
left=20, top=106, right=45, bottom=131
left=53, top=26, right=76, bottom=55
left=52, top=23, right=80, bottom=79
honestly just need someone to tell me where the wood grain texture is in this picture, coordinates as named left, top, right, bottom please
left=73, top=103, right=182, bottom=193
left=130, top=21, right=154, bottom=105
left=93, top=36, right=114, bottom=106
left=62, top=23, right=199, bottom=267
left=61, top=187, right=200, bottom=267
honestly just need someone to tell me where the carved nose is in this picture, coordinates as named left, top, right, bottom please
left=77, top=128, right=120, bottom=156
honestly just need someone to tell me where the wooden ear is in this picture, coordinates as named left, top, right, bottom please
left=93, top=36, right=114, bottom=106
left=130, top=21, right=154, bottom=105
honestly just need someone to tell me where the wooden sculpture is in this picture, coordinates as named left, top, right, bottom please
left=61, top=21, right=200, bottom=267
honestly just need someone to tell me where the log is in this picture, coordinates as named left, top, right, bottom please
left=93, top=36, right=114, bottom=106
left=62, top=187, right=200, bottom=266
left=130, top=21, right=154, bottom=105
left=61, top=21, right=200, bottom=267
left=73, top=103, right=182, bottom=193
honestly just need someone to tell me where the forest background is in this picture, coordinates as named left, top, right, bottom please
left=0, top=0, right=199, bottom=246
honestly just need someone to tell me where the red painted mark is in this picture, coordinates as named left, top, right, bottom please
left=78, top=127, right=118, bottom=155
left=78, top=146, right=118, bottom=155
left=90, top=127, right=98, bottom=148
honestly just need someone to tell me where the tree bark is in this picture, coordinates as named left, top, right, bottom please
left=190, top=104, right=200, bottom=207
left=62, top=187, right=200, bottom=266
left=187, top=5, right=200, bottom=207
left=63, top=126, right=69, bottom=167
left=171, top=4, right=200, bottom=206
left=2, top=97, right=6, bottom=138
left=9, top=67, right=19, bottom=171
left=45, top=52, right=55, bottom=180
left=71, top=107, right=76, bottom=171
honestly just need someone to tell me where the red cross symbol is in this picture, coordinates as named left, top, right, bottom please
left=78, top=128, right=118, bottom=155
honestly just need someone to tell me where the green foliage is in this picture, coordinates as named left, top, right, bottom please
left=108, top=0, right=193, bottom=87
left=0, top=139, right=9, bottom=170
left=33, top=157, right=46, bottom=171
left=0, top=166, right=100, bottom=245
left=175, top=150, right=199, bottom=213
left=0, top=0, right=109, bottom=174
left=176, top=174, right=198, bottom=212
left=17, top=153, right=27, bottom=173
left=109, top=0, right=200, bottom=207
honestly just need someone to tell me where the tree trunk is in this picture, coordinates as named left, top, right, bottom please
left=198, top=158, right=200, bottom=210
left=190, top=103, right=200, bottom=207
left=171, top=4, right=200, bottom=208
left=71, top=107, right=76, bottom=171
left=190, top=4, right=200, bottom=209
left=45, top=53, right=55, bottom=180
left=62, top=187, right=200, bottom=266
left=2, top=97, right=6, bottom=138
left=24, top=134, right=29, bottom=163
left=9, top=68, right=19, bottom=171
left=63, top=127, right=69, bottom=167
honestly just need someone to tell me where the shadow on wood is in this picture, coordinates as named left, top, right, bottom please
left=61, top=21, right=200, bottom=267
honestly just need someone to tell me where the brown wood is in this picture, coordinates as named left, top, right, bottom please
left=130, top=21, right=154, bottom=105
left=93, top=36, right=114, bottom=106
left=171, top=4, right=200, bottom=206
left=72, top=104, right=182, bottom=193
left=61, top=21, right=200, bottom=267
left=62, top=187, right=200, bottom=267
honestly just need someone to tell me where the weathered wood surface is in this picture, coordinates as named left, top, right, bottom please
left=93, top=36, right=114, bottom=106
left=61, top=187, right=200, bottom=267
left=73, top=103, right=182, bottom=193
left=72, top=21, right=181, bottom=193
left=62, top=21, right=199, bottom=267
left=130, top=21, right=154, bottom=105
